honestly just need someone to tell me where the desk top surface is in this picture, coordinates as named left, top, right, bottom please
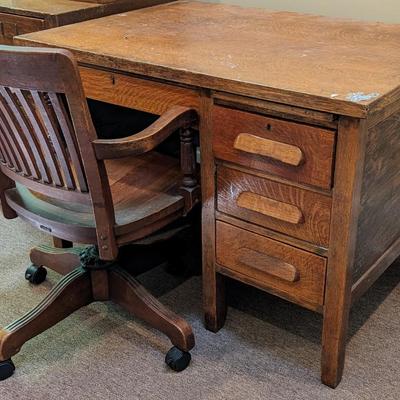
left=0, top=0, right=100, bottom=16
left=16, top=1, right=400, bottom=117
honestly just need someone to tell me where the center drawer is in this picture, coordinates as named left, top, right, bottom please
left=212, top=106, right=336, bottom=189
left=79, top=66, right=200, bottom=115
left=216, top=221, right=327, bottom=309
left=217, top=166, right=331, bottom=247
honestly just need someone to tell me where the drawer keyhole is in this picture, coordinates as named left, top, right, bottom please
left=266, top=124, right=272, bottom=131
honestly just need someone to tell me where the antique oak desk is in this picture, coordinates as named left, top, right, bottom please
left=0, top=0, right=171, bottom=44
left=15, top=0, right=400, bottom=388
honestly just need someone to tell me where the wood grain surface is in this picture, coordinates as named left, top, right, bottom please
left=216, top=221, right=327, bottom=310
left=236, top=192, right=304, bottom=225
left=0, top=0, right=172, bottom=37
left=213, top=106, right=335, bottom=189
left=0, top=0, right=170, bottom=17
left=321, top=117, right=367, bottom=388
left=217, top=166, right=332, bottom=246
left=353, top=111, right=400, bottom=283
left=233, top=134, right=304, bottom=167
left=15, top=1, right=400, bottom=117
left=0, top=12, right=44, bottom=43
left=80, top=66, right=200, bottom=115
left=0, top=0, right=98, bottom=16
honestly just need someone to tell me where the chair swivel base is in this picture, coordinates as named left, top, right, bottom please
left=0, top=246, right=195, bottom=380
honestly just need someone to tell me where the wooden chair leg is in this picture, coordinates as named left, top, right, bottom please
left=0, top=267, right=93, bottom=364
left=109, top=266, right=195, bottom=352
left=30, top=244, right=83, bottom=276
left=53, top=237, right=73, bottom=249
left=0, top=245, right=195, bottom=379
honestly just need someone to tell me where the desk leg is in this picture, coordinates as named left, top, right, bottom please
left=321, top=270, right=352, bottom=388
left=200, top=91, right=227, bottom=332
left=204, top=270, right=227, bottom=332
left=321, top=117, right=366, bottom=388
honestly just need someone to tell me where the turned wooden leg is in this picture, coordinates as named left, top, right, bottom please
left=179, top=127, right=201, bottom=213
left=30, top=244, right=83, bottom=276
left=53, top=237, right=73, bottom=249
left=109, top=266, right=194, bottom=352
left=0, top=267, right=93, bottom=363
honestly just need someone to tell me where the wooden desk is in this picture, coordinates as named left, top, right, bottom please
left=0, top=0, right=171, bottom=44
left=15, top=1, right=400, bottom=388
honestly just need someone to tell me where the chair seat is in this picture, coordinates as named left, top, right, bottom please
left=5, top=152, right=185, bottom=245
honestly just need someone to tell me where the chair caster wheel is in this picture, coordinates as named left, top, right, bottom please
left=0, top=359, right=15, bottom=381
left=25, top=264, right=47, bottom=284
left=165, top=346, right=191, bottom=372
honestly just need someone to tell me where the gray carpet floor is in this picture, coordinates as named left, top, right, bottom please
left=0, top=215, right=400, bottom=399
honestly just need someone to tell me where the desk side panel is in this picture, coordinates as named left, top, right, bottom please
left=352, top=111, right=400, bottom=288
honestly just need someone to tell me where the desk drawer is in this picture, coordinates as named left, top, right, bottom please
left=79, top=67, right=200, bottom=116
left=216, top=221, right=326, bottom=309
left=217, top=166, right=331, bottom=246
left=212, top=106, right=335, bottom=189
left=0, top=13, right=44, bottom=44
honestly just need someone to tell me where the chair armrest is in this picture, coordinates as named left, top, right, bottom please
left=92, top=106, right=197, bottom=160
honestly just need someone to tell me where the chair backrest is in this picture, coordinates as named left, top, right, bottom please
left=0, top=46, right=117, bottom=260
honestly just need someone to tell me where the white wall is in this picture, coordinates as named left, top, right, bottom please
left=205, top=0, right=400, bottom=23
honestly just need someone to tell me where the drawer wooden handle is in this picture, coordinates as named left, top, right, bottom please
left=233, top=133, right=304, bottom=166
left=239, top=248, right=300, bottom=283
left=237, top=191, right=304, bottom=224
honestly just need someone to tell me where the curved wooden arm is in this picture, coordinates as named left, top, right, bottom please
left=93, top=106, right=197, bottom=160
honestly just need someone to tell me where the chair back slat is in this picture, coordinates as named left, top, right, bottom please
left=17, top=90, right=52, bottom=182
left=0, top=124, right=15, bottom=168
left=48, top=92, right=88, bottom=192
left=32, top=90, right=77, bottom=189
left=0, top=99, right=28, bottom=174
left=0, top=142, right=7, bottom=164
left=0, top=88, right=40, bottom=178
left=0, top=84, right=91, bottom=193
left=0, top=45, right=118, bottom=260
left=1, top=87, right=48, bottom=181
left=13, top=89, right=61, bottom=185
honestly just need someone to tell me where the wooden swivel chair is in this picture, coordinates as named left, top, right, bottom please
left=0, top=46, right=200, bottom=380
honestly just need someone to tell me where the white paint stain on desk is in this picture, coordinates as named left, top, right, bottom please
left=346, top=92, right=380, bottom=102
